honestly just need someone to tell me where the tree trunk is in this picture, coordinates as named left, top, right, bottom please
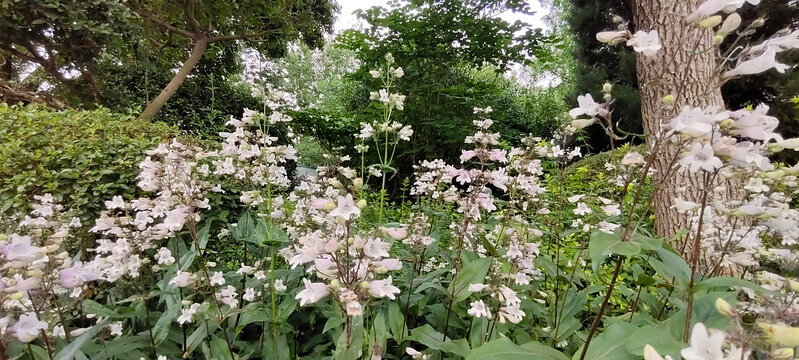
left=138, top=37, right=208, bottom=121
left=631, top=2, right=726, bottom=244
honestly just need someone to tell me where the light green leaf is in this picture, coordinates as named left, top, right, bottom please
left=466, top=338, right=568, bottom=360
left=572, top=322, right=637, bottom=360
left=449, top=256, right=491, bottom=303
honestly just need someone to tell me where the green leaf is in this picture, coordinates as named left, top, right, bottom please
left=572, top=322, right=637, bottom=360
left=54, top=318, right=109, bottom=360
left=693, top=276, right=780, bottom=296
left=449, top=256, right=491, bottom=303
left=210, top=335, right=236, bottom=360
left=629, top=232, right=662, bottom=251
left=466, top=338, right=568, bottom=360
left=653, top=248, right=691, bottom=286
left=589, top=230, right=640, bottom=272
left=408, top=324, right=471, bottom=358
left=388, top=301, right=405, bottom=341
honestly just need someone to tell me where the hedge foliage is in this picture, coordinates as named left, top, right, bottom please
left=0, top=104, right=176, bottom=225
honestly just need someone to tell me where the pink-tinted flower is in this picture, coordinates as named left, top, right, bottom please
left=296, top=279, right=329, bottom=306
left=11, top=313, right=47, bottom=343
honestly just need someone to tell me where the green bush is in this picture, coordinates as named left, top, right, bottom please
left=0, top=103, right=177, bottom=225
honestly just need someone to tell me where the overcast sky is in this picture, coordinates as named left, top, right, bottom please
left=333, top=0, right=550, bottom=33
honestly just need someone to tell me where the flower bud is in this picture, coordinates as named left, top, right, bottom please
left=752, top=18, right=765, bottom=27
left=356, top=199, right=367, bottom=209
left=207, top=261, right=217, bottom=267
left=764, top=170, right=784, bottom=180
left=571, top=119, right=597, bottom=130
left=718, top=13, right=741, bottom=36
left=329, top=179, right=343, bottom=189
left=720, top=118, right=734, bottom=129
left=8, top=292, right=23, bottom=300
left=602, top=83, right=612, bottom=93
left=713, top=35, right=724, bottom=44
left=361, top=281, right=370, bottom=289
left=27, top=269, right=44, bottom=278
left=789, top=279, right=799, bottom=292
left=662, top=94, right=675, bottom=105
left=715, top=298, right=734, bottom=317
left=771, top=348, right=794, bottom=360
left=697, top=15, right=723, bottom=28
left=324, top=202, right=336, bottom=211
left=603, top=93, right=612, bottom=101
left=596, top=30, right=627, bottom=45
left=56, top=251, right=69, bottom=259
left=612, top=15, right=623, bottom=23
left=353, top=178, right=363, bottom=190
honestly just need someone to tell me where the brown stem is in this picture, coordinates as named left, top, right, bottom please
left=578, top=257, right=624, bottom=360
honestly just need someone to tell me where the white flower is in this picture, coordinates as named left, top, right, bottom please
left=155, top=247, right=175, bottom=266
left=393, top=67, right=404, bottom=78
left=363, top=238, right=391, bottom=259
left=274, top=279, right=287, bottom=292
left=209, top=271, right=225, bottom=286
left=687, top=0, right=761, bottom=23
left=680, top=323, right=725, bottom=360
left=497, top=304, right=524, bottom=324
left=2, top=234, right=46, bottom=263
left=329, top=194, right=361, bottom=221
left=398, top=125, right=413, bottom=141
left=296, top=278, right=329, bottom=306
left=628, top=30, right=662, bottom=57
left=621, top=152, right=646, bottom=166
left=370, top=70, right=382, bottom=78
left=680, top=142, right=723, bottom=173
left=724, top=48, right=790, bottom=78
left=574, top=202, right=592, bottom=216
left=744, top=178, right=769, bottom=193
left=567, top=194, right=585, bottom=203
left=468, top=283, right=489, bottom=292
left=346, top=300, right=363, bottom=316
left=169, top=271, right=196, bottom=287
left=177, top=303, right=201, bottom=325
left=243, top=287, right=261, bottom=302
left=367, top=276, right=401, bottom=299
left=359, top=123, right=375, bottom=139
left=109, top=321, right=123, bottom=336
left=669, top=107, right=722, bottom=138
left=644, top=344, right=674, bottom=360
left=601, top=204, right=621, bottom=216
left=467, top=300, right=491, bottom=318
left=569, top=94, right=607, bottom=118
left=105, top=195, right=126, bottom=210
left=11, top=313, right=48, bottom=343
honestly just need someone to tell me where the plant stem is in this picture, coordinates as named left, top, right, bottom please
left=578, top=256, right=624, bottom=360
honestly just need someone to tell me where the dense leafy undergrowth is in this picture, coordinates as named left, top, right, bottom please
left=3, top=3, right=799, bottom=359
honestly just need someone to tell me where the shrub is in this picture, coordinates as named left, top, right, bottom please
left=0, top=104, right=177, bottom=226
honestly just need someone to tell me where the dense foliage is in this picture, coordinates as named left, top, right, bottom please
left=2, top=1, right=799, bottom=360
left=0, top=104, right=176, bottom=226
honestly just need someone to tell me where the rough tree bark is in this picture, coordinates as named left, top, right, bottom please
left=632, top=0, right=740, bottom=254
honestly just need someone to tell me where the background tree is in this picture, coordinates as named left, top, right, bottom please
left=127, top=0, right=337, bottom=120
left=566, top=0, right=799, bottom=154
left=326, top=0, right=564, bottom=185
left=0, top=0, right=133, bottom=107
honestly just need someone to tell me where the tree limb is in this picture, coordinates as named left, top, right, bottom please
left=128, top=3, right=197, bottom=40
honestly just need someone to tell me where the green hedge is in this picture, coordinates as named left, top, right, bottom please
left=0, top=103, right=177, bottom=225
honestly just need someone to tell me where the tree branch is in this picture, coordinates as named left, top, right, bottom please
left=183, top=0, right=203, bottom=35
left=128, top=3, right=197, bottom=39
